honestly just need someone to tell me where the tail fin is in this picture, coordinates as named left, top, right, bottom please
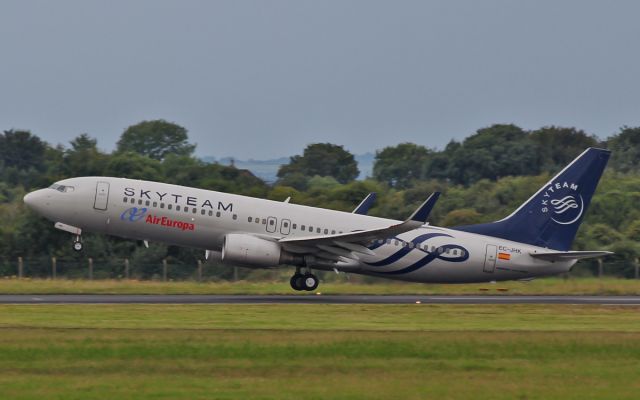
left=453, top=148, right=611, bottom=251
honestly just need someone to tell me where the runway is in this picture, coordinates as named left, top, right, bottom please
left=0, top=294, right=639, bottom=305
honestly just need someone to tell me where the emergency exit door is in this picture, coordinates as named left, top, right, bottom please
left=483, top=244, right=497, bottom=273
left=265, top=216, right=277, bottom=233
left=94, top=181, right=110, bottom=210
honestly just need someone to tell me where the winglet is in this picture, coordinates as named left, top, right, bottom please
left=352, top=192, right=377, bottom=215
left=408, top=192, right=440, bottom=224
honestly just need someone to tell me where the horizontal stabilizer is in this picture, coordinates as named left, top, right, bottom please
left=530, top=250, right=613, bottom=262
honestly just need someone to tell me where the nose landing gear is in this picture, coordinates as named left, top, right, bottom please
left=72, top=236, right=83, bottom=252
left=290, top=268, right=319, bottom=291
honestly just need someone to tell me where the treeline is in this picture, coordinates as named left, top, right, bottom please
left=0, top=121, right=639, bottom=279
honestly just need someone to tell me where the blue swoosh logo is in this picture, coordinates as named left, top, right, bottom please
left=120, top=207, right=148, bottom=222
left=365, top=233, right=469, bottom=275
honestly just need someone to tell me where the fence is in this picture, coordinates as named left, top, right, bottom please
left=0, top=256, right=638, bottom=280
left=0, top=256, right=252, bottom=281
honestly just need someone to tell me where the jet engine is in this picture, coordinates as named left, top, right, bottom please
left=221, top=233, right=300, bottom=268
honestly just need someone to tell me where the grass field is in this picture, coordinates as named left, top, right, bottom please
left=0, top=304, right=639, bottom=399
left=1, top=277, right=640, bottom=295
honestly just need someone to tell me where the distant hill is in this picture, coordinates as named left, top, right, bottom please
left=201, top=153, right=375, bottom=183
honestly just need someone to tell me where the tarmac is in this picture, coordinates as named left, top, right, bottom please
left=0, top=294, right=639, bottom=305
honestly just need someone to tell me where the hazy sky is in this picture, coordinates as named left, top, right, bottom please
left=1, top=1, right=639, bottom=159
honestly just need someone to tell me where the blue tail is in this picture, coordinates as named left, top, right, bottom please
left=452, top=148, right=611, bottom=251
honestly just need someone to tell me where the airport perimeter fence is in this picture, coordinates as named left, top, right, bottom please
left=0, top=256, right=268, bottom=282
left=0, top=256, right=638, bottom=281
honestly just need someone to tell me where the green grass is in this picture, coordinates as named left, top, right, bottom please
left=0, top=304, right=639, bottom=399
left=1, top=277, right=640, bottom=295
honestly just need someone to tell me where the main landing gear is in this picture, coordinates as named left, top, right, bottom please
left=72, top=236, right=83, bottom=252
left=290, top=268, right=319, bottom=292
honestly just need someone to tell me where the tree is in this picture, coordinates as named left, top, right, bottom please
left=441, top=209, right=483, bottom=226
left=0, top=130, right=46, bottom=170
left=104, top=152, right=163, bottom=181
left=530, top=126, right=599, bottom=172
left=373, top=143, right=432, bottom=188
left=277, top=143, right=359, bottom=184
left=62, top=134, right=108, bottom=177
left=607, top=126, right=640, bottom=173
left=446, top=124, right=539, bottom=185
left=116, top=120, right=196, bottom=160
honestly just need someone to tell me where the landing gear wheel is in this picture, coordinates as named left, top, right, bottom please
left=302, top=274, right=319, bottom=291
left=290, top=273, right=305, bottom=291
left=72, top=238, right=83, bottom=252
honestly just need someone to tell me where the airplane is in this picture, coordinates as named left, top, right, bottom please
left=23, top=147, right=612, bottom=291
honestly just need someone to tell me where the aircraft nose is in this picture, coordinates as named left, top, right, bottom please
left=23, top=189, right=48, bottom=213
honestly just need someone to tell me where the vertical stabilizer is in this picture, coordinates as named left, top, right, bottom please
left=453, top=148, right=610, bottom=251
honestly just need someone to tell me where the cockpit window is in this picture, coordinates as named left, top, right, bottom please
left=49, top=184, right=75, bottom=193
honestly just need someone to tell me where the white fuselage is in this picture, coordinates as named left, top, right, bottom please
left=26, top=177, right=575, bottom=283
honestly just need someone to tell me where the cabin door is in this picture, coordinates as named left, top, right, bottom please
left=94, top=181, right=110, bottom=211
left=483, top=244, right=497, bottom=273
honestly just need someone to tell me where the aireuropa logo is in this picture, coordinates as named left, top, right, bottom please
left=120, top=207, right=148, bottom=222
left=540, top=181, right=584, bottom=225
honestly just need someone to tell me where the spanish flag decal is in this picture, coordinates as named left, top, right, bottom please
left=498, top=252, right=511, bottom=261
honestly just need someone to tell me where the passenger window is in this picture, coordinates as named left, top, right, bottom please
left=160, top=203, right=165, bottom=209
left=284, top=222, right=289, bottom=228
left=145, top=200, right=150, bottom=206
left=216, top=211, right=221, bottom=217
left=208, top=210, right=213, bottom=216
left=331, top=230, right=336, bottom=235
left=123, top=197, right=128, bottom=203
left=176, top=205, right=181, bottom=211
left=452, top=249, right=458, bottom=256
left=262, top=219, right=266, bottom=224
left=309, top=226, right=313, bottom=232
left=201, top=209, right=206, bottom=215
left=301, top=225, right=306, bottom=230
left=255, top=219, right=260, bottom=224
left=138, top=199, right=143, bottom=205
left=248, top=217, right=253, bottom=222
left=130, top=198, right=135, bottom=204
left=233, top=214, right=238, bottom=220
left=324, top=229, right=328, bottom=234
left=168, top=204, right=173, bottom=210
left=153, top=202, right=157, bottom=207
left=292, top=224, right=297, bottom=229
left=269, top=219, right=274, bottom=225
left=395, top=240, right=400, bottom=246
left=316, top=228, right=321, bottom=233
left=192, top=208, right=197, bottom=214
left=386, top=239, right=392, bottom=244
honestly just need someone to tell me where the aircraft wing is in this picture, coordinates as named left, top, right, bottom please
left=529, top=251, right=613, bottom=262
left=279, top=192, right=440, bottom=261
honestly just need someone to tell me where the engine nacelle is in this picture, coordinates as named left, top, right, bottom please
left=222, top=233, right=288, bottom=268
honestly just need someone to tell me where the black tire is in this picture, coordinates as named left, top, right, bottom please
left=290, top=273, right=304, bottom=291
left=72, top=241, right=83, bottom=252
left=302, top=274, right=319, bottom=291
